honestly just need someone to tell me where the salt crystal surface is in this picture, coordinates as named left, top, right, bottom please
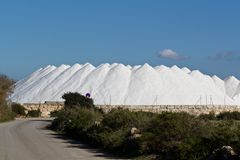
left=10, top=63, right=240, bottom=105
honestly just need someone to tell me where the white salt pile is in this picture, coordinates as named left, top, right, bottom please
left=10, top=63, right=240, bottom=105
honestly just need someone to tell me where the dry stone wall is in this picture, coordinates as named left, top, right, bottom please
left=23, top=102, right=240, bottom=117
left=23, top=102, right=64, bottom=117
left=96, top=105, right=240, bottom=115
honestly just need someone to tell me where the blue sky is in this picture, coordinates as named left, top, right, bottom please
left=0, top=0, right=240, bottom=80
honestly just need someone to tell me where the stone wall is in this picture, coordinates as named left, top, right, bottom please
left=96, top=105, right=240, bottom=115
left=23, top=102, right=64, bottom=117
left=22, top=102, right=240, bottom=117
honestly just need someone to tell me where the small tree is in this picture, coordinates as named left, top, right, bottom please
left=11, top=103, right=26, bottom=116
left=0, top=74, right=14, bottom=106
left=62, top=92, right=94, bottom=108
left=0, top=74, right=15, bottom=122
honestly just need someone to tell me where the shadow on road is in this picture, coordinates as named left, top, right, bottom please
left=48, top=133, right=126, bottom=159
left=34, top=119, right=127, bottom=159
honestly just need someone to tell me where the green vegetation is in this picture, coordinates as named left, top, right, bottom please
left=62, top=92, right=94, bottom=108
left=52, top=92, right=240, bottom=160
left=0, top=74, right=15, bottom=122
left=217, top=111, right=240, bottom=120
left=0, top=107, right=15, bottom=122
left=11, top=102, right=42, bottom=118
left=50, top=110, right=60, bottom=117
left=27, top=109, right=41, bottom=117
left=11, top=103, right=26, bottom=116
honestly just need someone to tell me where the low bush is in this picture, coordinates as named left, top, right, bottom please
left=141, top=112, right=212, bottom=159
left=0, top=105, right=15, bottom=122
left=62, top=92, right=94, bottom=108
left=198, top=111, right=216, bottom=120
left=50, top=110, right=60, bottom=117
left=27, top=109, right=41, bottom=117
left=51, top=94, right=240, bottom=160
left=51, top=107, right=102, bottom=135
left=0, top=74, right=15, bottom=122
left=217, top=111, right=240, bottom=120
left=11, top=103, right=26, bottom=116
left=65, top=107, right=102, bottom=137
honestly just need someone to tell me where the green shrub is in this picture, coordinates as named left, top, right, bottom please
left=102, top=109, right=156, bottom=131
left=0, top=74, right=15, bottom=122
left=62, top=92, right=94, bottom=108
left=65, top=107, right=102, bottom=136
left=140, top=112, right=211, bottom=159
left=0, top=105, right=15, bottom=122
left=202, top=120, right=240, bottom=153
left=0, top=74, right=14, bottom=106
left=98, top=128, right=130, bottom=152
left=51, top=109, right=68, bottom=132
left=51, top=102, right=240, bottom=159
left=97, top=109, right=156, bottom=156
left=50, top=110, right=60, bottom=117
left=101, top=108, right=137, bottom=130
left=51, top=107, right=102, bottom=135
left=217, top=111, right=240, bottom=120
left=27, top=109, right=41, bottom=117
left=11, top=103, right=25, bottom=116
left=198, top=111, right=216, bottom=120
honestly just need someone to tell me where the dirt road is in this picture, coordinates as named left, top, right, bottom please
left=0, top=119, right=120, bottom=160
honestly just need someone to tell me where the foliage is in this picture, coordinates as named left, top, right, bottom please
left=11, top=103, right=26, bottom=116
left=62, top=92, right=94, bottom=108
left=52, top=96, right=240, bottom=160
left=0, top=74, right=15, bottom=122
left=50, top=110, right=60, bottom=117
left=102, top=108, right=138, bottom=130
left=141, top=112, right=210, bottom=159
left=0, top=105, right=15, bottom=122
left=198, top=111, right=216, bottom=120
left=27, top=109, right=41, bottom=117
left=217, top=111, right=240, bottom=120
left=0, top=74, right=14, bottom=106
left=51, top=107, right=102, bottom=134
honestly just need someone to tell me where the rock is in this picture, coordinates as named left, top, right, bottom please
left=129, top=127, right=141, bottom=139
left=130, top=127, right=141, bottom=135
left=132, top=134, right=142, bottom=139
left=207, top=146, right=240, bottom=160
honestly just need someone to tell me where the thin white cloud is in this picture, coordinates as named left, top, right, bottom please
left=158, top=49, right=189, bottom=60
left=208, top=51, right=240, bottom=61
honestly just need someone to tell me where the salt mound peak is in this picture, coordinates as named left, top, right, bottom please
left=154, top=65, right=169, bottom=72
left=190, top=70, right=205, bottom=79
left=59, top=64, right=70, bottom=68
left=171, top=65, right=180, bottom=69
left=224, top=76, right=240, bottom=98
left=126, top=65, right=132, bottom=69
left=45, top=65, right=56, bottom=70
left=171, top=65, right=182, bottom=72
left=72, top=63, right=82, bottom=68
left=224, top=76, right=239, bottom=82
left=97, top=63, right=110, bottom=69
left=181, top=67, right=191, bottom=73
left=110, top=63, right=119, bottom=68
left=212, top=75, right=222, bottom=80
left=11, top=63, right=240, bottom=105
left=140, top=63, right=154, bottom=70
left=132, top=65, right=141, bottom=70
left=82, top=63, right=95, bottom=69
left=113, top=63, right=130, bottom=70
